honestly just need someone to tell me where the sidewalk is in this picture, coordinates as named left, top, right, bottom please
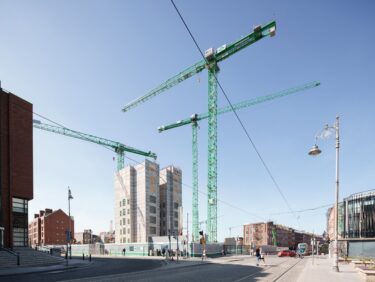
left=0, top=258, right=92, bottom=276
left=296, top=256, right=363, bottom=282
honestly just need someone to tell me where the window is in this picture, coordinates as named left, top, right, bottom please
left=127, top=199, right=130, bottom=205
left=120, top=229, right=122, bottom=235
left=127, top=219, right=130, bottom=224
left=123, top=228, right=126, bottom=234
left=120, top=211, right=122, bottom=216
left=174, top=202, right=179, bottom=209
left=123, top=209, right=126, bottom=215
left=122, top=218, right=125, bottom=225
left=174, top=212, right=178, bottom=218
left=127, top=209, right=130, bottom=215
left=120, top=201, right=122, bottom=207
left=150, top=195, right=156, bottom=204
left=150, top=206, right=156, bottom=214
left=174, top=221, right=178, bottom=228
left=162, top=203, right=166, bottom=208
left=150, top=216, right=156, bottom=224
left=122, top=199, right=126, bottom=206
left=150, top=227, right=156, bottom=234
left=163, top=221, right=166, bottom=226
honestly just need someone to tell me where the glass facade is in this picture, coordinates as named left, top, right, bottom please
left=12, top=197, right=28, bottom=246
left=343, top=190, right=375, bottom=238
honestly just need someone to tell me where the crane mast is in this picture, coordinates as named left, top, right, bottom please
left=122, top=21, right=276, bottom=242
left=33, top=120, right=157, bottom=171
left=158, top=81, right=320, bottom=241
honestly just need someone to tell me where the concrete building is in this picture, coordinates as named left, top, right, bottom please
left=28, top=208, right=74, bottom=246
left=0, top=88, right=33, bottom=248
left=115, top=160, right=160, bottom=243
left=159, top=166, right=182, bottom=236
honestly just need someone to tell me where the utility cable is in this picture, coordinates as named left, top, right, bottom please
left=170, top=0, right=300, bottom=227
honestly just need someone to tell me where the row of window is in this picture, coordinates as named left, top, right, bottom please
left=120, top=199, right=130, bottom=207
left=120, top=209, right=130, bottom=216
left=120, top=228, right=130, bottom=235
left=120, top=218, right=130, bottom=225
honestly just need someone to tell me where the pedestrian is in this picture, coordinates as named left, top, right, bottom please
left=260, top=251, right=266, bottom=264
left=255, top=248, right=261, bottom=266
left=162, top=248, right=166, bottom=257
left=122, top=248, right=126, bottom=256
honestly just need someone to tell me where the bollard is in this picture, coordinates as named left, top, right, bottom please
left=89, top=254, right=91, bottom=262
left=83, top=253, right=85, bottom=260
left=17, top=254, right=20, bottom=266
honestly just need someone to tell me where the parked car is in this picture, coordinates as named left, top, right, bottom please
left=277, top=250, right=296, bottom=257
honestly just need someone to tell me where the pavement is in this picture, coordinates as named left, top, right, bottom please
left=0, top=258, right=92, bottom=276
left=294, top=255, right=364, bottom=282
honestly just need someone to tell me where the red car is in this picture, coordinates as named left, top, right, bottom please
left=277, top=250, right=296, bottom=257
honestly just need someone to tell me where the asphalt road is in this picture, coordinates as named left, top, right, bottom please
left=1, top=255, right=303, bottom=282
left=67, top=256, right=302, bottom=282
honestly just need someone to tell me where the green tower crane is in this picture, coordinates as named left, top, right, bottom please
left=33, top=120, right=157, bottom=171
left=122, top=21, right=276, bottom=242
left=158, top=81, right=320, bottom=241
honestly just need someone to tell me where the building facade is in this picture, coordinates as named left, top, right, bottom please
left=28, top=208, right=74, bottom=246
left=115, top=160, right=161, bottom=243
left=327, top=190, right=375, bottom=239
left=114, top=161, right=183, bottom=243
left=0, top=88, right=33, bottom=248
left=159, top=166, right=182, bottom=236
left=243, top=221, right=317, bottom=249
left=326, top=190, right=375, bottom=258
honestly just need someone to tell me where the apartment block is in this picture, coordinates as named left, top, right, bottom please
left=159, top=166, right=182, bottom=236
left=114, top=160, right=160, bottom=243
left=28, top=208, right=74, bottom=246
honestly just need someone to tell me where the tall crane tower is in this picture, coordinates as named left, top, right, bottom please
left=158, top=81, right=320, bottom=241
left=122, top=21, right=276, bottom=241
left=33, top=120, right=157, bottom=171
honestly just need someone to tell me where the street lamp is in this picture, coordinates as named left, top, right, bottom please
left=308, top=115, right=340, bottom=272
left=68, top=187, right=73, bottom=260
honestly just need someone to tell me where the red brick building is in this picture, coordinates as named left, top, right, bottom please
left=0, top=87, right=33, bottom=248
left=28, top=209, right=74, bottom=246
left=243, top=221, right=316, bottom=249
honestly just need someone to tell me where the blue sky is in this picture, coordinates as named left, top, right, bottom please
left=1, top=0, right=374, bottom=241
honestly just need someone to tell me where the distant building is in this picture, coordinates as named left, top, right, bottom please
left=28, top=209, right=74, bottom=246
left=243, top=221, right=319, bottom=249
left=75, top=229, right=101, bottom=244
left=0, top=88, right=33, bottom=248
left=159, top=166, right=182, bottom=236
left=115, top=160, right=160, bottom=243
left=99, top=231, right=115, bottom=244
left=114, top=160, right=183, bottom=243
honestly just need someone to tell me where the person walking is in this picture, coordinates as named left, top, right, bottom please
left=255, top=248, right=261, bottom=266
left=122, top=248, right=126, bottom=256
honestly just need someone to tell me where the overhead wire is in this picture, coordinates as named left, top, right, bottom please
left=170, top=0, right=301, bottom=228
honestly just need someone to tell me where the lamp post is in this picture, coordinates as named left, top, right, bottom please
left=308, top=115, right=340, bottom=272
left=68, top=187, right=73, bottom=260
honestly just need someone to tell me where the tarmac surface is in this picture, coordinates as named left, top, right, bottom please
left=0, top=254, right=365, bottom=281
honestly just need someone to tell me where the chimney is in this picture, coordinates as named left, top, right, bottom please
left=34, top=214, right=39, bottom=218
left=39, top=210, right=45, bottom=217
left=45, top=208, right=53, bottom=215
